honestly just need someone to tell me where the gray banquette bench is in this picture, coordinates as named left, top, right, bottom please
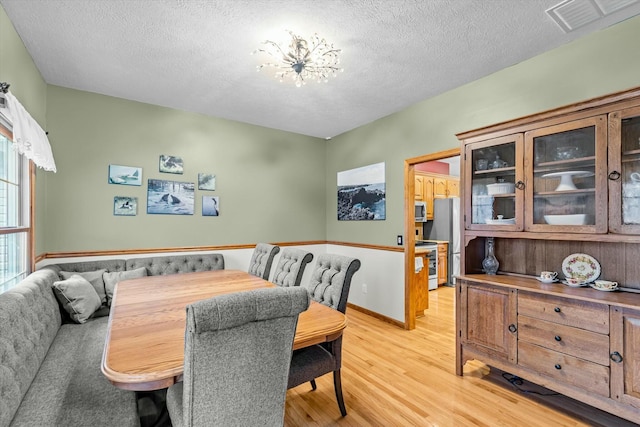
left=0, top=253, right=224, bottom=427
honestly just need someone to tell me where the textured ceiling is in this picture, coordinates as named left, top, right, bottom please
left=2, top=0, right=640, bottom=139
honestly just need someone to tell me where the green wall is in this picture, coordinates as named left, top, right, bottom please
left=326, top=15, right=640, bottom=246
left=44, top=87, right=325, bottom=252
left=0, top=6, right=48, bottom=255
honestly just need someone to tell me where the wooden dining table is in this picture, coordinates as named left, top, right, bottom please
left=101, top=269, right=348, bottom=391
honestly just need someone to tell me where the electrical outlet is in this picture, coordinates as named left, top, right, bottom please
left=397, top=235, right=403, bottom=245
left=362, top=283, right=368, bottom=294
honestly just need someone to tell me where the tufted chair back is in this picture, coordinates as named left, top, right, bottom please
left=126, top=254, right=224, bottom=276
left=247, top=243, right=280, bottom=280
left=271, top=248, right=314, bottom=288
left=303, top=254, right=361, bottom=313
left=165, top=287, right=309, bottom=427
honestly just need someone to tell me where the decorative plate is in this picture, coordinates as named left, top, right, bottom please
left=562, top=253, right=601, bottom=284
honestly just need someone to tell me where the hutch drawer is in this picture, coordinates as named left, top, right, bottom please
left=518, top=341, right=610, bottom=397
left=518, top=315, right=609, bottom=365
left=518, top=292, right=609, bottom=334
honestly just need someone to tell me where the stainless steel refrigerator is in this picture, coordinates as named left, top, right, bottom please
left=423, top=197, right=460, bottom=286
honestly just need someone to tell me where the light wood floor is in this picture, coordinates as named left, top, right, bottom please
left=284, top=286, right=634, bottom=427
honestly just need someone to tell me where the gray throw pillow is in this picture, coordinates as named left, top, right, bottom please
left=60, top=269, right=108, bottom=306
left=103, top=267, right=148, bottom=306
left=52, top=275, right=102, bottom=324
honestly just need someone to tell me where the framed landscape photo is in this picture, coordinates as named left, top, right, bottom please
left=198, top=173, right=216, bottom=191
left=337, top=162, right=386, bottom=221
left=147, top=179, right=194, bottom=215
left=108, top=165, right=142, bottom=186
left=159, top=155, right=184, bottom=174
left=113, top=196, right=137, bottom=216
left=202, top=196, right=219, bottom=216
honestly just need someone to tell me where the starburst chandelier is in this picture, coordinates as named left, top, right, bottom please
left=253, top=30, right=342, bottom=87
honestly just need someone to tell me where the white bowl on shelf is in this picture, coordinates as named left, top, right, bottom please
left=486, top=183, right=515, bottom=195
left=544, top=214, right=587, bottom=225
left=485, top=217, right=516, bottom=225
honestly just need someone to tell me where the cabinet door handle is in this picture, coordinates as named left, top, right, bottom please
left=508, top=324, right=517, bottom=333
left=515, top=180, right=525, bottom=190
left=610, top=351, right=623, bottom=363
left=554, top=335, right=562, bottom=342
left=608, top=171, right=621, bottom=181
left=554, top=307, right=561, bottom=313
left=554, top=364, right=562, bottom=370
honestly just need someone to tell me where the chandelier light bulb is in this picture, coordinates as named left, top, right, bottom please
left=254, top=30, right=342, bottom=87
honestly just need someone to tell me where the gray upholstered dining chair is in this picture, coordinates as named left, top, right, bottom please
left=247, top=243, right=280, bottom=280
left=166, top=286, right=310, bottom=427
left=271, top=248, right=314, bottom=288
left=287, top=254, right=361, bottom=417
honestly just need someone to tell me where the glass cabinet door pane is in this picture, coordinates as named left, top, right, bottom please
left=469, top=140, right=518, bottom=226
left=531, top=125, right=597, bottom=226
left=621, top=115, right=640, bottom=226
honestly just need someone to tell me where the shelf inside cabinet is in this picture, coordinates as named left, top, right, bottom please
left=534, top=188, right=595, bottom=197
left=473, top=166, right=515, bottom=175
left=622, top=148, right=640, bottom=157
left=534, top=156, right=595, bottom=173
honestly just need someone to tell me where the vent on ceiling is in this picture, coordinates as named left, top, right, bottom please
left=546, top=0, right=639, bottom=32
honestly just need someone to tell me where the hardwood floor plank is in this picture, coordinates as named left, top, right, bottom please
left=284, top=286, right=634, bottom=426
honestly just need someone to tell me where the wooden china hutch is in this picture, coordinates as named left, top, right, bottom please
left=456, top=87, right=640, bottom=423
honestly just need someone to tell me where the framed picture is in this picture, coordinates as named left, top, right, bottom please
left=198, top=173, right=216, bottom=191
left=108, top=165, right=142, bottom=186
left=114, top=196, right=137, bottom=216
left=337, top=162, right=386, bottom=220
left=159, top=155, right=184, bottom=174
left=202, top=196, right=219, bottom=216
left=147, top=179, right=194, bottom=215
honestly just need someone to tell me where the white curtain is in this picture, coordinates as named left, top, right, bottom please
left=4, top=90, right=57, bottom=172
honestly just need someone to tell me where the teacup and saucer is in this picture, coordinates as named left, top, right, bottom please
left=591, top=280, right=619, bottom=291
left=538, top=271, right=558, bottom=283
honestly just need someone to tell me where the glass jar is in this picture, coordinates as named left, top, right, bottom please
left=482, top=237, right=499, bottom=275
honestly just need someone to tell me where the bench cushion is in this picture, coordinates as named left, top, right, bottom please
left=9, top=317, right=139, bottom=427
left=0, top=269, right=61, bottom=427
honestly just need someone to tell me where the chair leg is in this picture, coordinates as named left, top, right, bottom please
left=333, top=369, right=347, bottom=417
left=310, top=379, right=317, bottom=390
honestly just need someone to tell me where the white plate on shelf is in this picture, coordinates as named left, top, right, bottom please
left=485, top=218, right=516, bottom=225
left=562, top=253, right=601, bottom=284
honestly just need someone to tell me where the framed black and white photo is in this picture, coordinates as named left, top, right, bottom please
left=113, top=196, right=137, bottom=216
left=198, top=173, right=216, bottom=191
left=108, top=165, right=142, bottom=186
left=147, top=179, right=194, bottom=215
left=159, top=155, right=184, bottom=174
left=202, top=196, right=219, bottom=216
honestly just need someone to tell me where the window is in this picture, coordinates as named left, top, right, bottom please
left=0, top=124, right=31, bottom=293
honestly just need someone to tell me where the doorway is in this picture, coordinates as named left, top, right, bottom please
left=403, top=148, right=460, bottom=330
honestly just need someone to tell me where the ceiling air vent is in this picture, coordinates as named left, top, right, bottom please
left=546, top=0, right=639, bottom=33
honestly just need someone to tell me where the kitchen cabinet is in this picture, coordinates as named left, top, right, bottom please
left=415, top=172, right=458, bottom=221
left=437, top=243, right=447, bottom=285
left=456, top=87, right=640, bottom=424
left=414, top=252, right=430, bottom=316
left=414, top=175, right=424, bottom=201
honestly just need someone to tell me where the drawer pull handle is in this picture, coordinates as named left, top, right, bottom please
left=554, top=307, right=561, bottom=313
left=515, top=180, right=525, bottom=190
left=554, top=364, right=562, bottom=370
left=608, top=171, right=621, bottom=181
left=508, top=324, right=517, bottom=333
left=554, top=335, right=562, bottom=342
left=610, top=351, right=623, bottom=363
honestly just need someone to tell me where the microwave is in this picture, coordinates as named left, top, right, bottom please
left=415, top=201, right=427, bottom=222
